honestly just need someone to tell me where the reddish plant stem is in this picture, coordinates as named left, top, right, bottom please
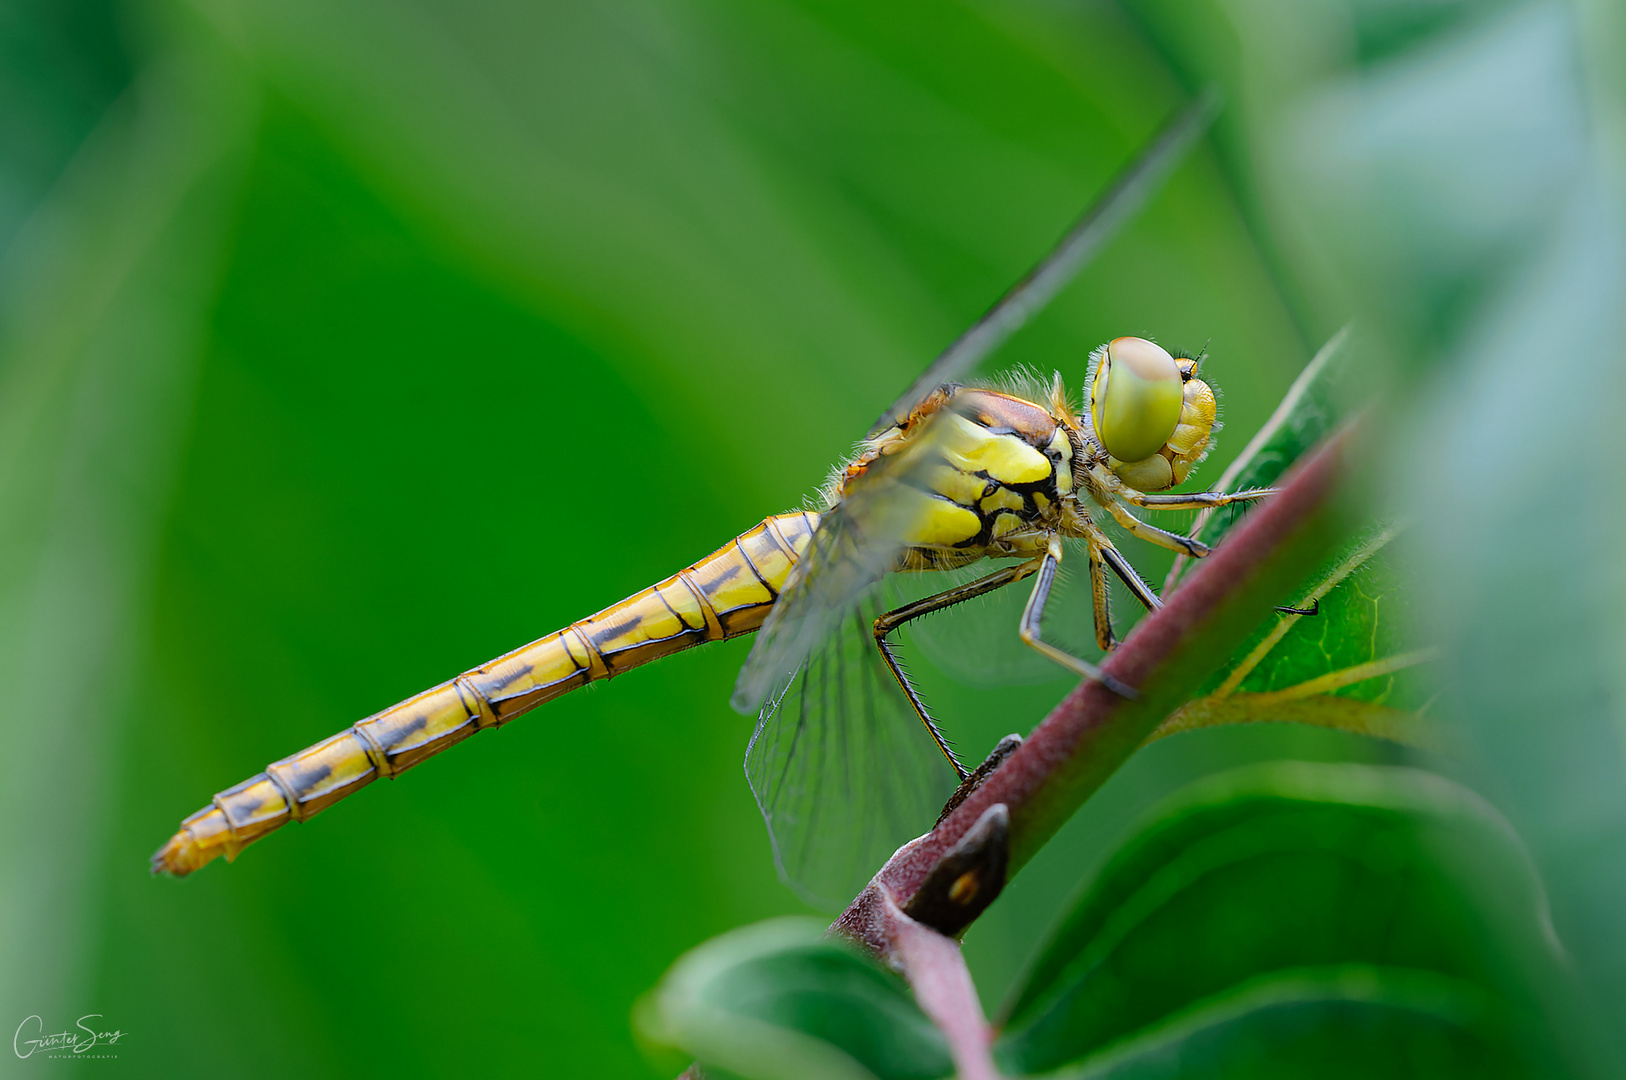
left=878, top=889, right=1001, bottom=1080
left=836, top=429, right=1351, bottom=940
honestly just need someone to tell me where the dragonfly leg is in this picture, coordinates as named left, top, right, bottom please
left=1021, top=536, right=1138, bottom=700
left=1097, top=535, right=1164, bottom=614
left=936, top=733, right=1024, bottom=825
left=1083, top=523, right=1165, bottom=651
left=1086, top=535, right=1115, bottom=652
left=1098, top=496, right=1211, bottom=559
left=1116, top=487, right=1277, bottom=511
left=873, top=563, right=1040, bottom=780
left=1085, top=463, right=1274, bottom=555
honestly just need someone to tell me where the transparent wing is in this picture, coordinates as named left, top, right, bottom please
left=731, top=415, right=952, bottom=717
left=745, top=596, right=959, bottom=908
left=896, top=531, right=1171, bottom=687
left=864, top=88, right=1220, bottom=439
left=891, top=553, right=1098, bottom=687
left=731, top=409, right=973, bottom=904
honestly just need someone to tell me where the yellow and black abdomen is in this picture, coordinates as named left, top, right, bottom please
left=152, top=512, right=819, bottom=876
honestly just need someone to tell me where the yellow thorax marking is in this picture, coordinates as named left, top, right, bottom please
left=980, top=486, right=1026, bottom=514
left=936, top=413, right=1052, bottom=487
left=888, top=483, right=982, bottom=547
left=990, top=513, right=1025, bottom=540
left=1046, top=429, right=1074, bottom=494
left=920, top=463, right=992, bottom=508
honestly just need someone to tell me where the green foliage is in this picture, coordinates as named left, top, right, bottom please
left=1178, top=327, right=1359, bottom=561
left=645, top=763, right=1559, bottom=1079
left=1223, top=534, right=1415, bottom=705
left=994, top=763, right=1541, bottom=1076
left=1162, top=330, right=1433, bottom=739
left=639, top=920, right=953, bottom=1080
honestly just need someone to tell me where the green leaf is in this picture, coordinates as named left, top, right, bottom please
left=1151, top=692, right=1441, bottom=753
left=1163, top=329, right=1436, bottom=738
left=1189, top=523, right=1434, bottom=711
left=1171, top=325, right=1358, bottom=575
left=1028, top=967, right=1501, bottom=1080
left=994, top=762, right=1550, bottom=1077
left=637, top=918, right=954, bottom=1080
left=1129, top=0, right=1626, bottom=1071
left=1224, top=529, right=1414, bottom=700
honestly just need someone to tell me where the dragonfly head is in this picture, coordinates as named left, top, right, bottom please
left=1088, top=337, right=1217, bottom=492
left=1089, top=336, right=1184, bottom=462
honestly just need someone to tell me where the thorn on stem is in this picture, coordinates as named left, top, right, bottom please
left=904, top=803, right=1010, bottom=937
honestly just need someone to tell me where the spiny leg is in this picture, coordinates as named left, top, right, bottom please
left=1084, top=523, right=1164, bottom=652
left=1086, top=535, right=1115, bottom=652
left=1098, top=497, right=1211, bottom=558
left=1098, top=538, right=1163, bottom=614
left=1099, top=496, right=1314, bottom=618
left=1098, top=504, right=1308, bottom=618
left=1085, top=463, right=1277, bottom=556
left=1089, top=470, right=1313, bottom=618
left=872, top=562, right=1040, bottom=780
left=1020, top=536, right=1138, bottom=700
left=1118, top=488, right=1277, bottom=510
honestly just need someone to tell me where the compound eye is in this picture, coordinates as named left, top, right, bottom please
left=1089, top=337, right=1183, bottom=463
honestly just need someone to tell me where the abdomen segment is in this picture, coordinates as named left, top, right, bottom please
left=152, top=512, right=818, bottom=876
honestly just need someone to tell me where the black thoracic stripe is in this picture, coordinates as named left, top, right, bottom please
left=896, top=461, right=1062, bottom=551
left=963, top=470, right=1066, bottom=550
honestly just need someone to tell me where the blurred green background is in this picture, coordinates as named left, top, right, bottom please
left=1, top=0, right=1620, bottom=1077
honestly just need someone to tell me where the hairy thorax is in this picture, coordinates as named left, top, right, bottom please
left=836, top=386, right=1084, bottom=572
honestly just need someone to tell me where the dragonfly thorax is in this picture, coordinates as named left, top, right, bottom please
left=837, top=385, right=1082, bottom=571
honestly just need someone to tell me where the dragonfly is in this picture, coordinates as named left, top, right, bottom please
left=152, top=92, right=1274, bottom=903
